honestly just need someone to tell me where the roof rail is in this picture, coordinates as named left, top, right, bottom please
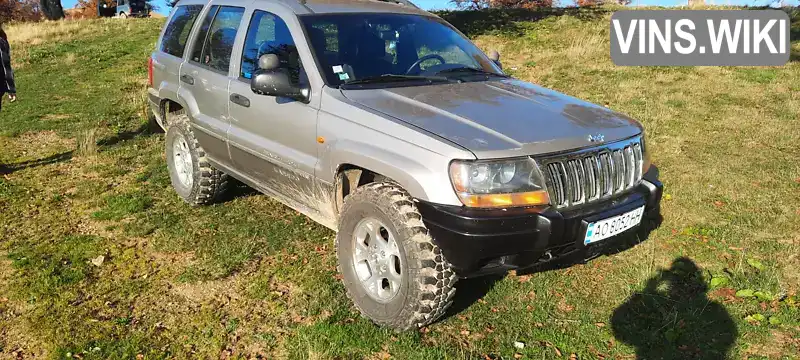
left=371, top=0, right=419, bottom=7
left=285, top=0, right=419, bottom=9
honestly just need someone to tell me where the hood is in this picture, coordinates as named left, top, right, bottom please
left=341, top=79, right=643, bottom=158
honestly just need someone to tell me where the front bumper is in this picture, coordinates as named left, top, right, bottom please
left=417, top=166, right=663, bottom=278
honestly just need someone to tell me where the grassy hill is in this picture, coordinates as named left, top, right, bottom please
left=1, top=9, right=799, bottom=359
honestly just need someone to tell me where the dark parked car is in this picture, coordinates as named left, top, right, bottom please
left=98, top=0, right=150, bottom=18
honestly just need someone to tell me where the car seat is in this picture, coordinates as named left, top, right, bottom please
left=350, top=32, right=393, bottom=79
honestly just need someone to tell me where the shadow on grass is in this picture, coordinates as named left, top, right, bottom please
left=219, top=179, right=261, bottom=202
left=436, top=7, right=612, bottom=37
left=443, top=274, right=505, bottom=320
left=611, top=257, right=737, bottom=359
left=97, top=122, right=155, bottom=148
left=0, top=122, right=157, bottom=175
left=0, top=151, right=74, bottom=175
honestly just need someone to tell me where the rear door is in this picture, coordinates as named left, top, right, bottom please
left=151, top=4, right=204, bottom=109
left=178, top=3, right=246, bottom=165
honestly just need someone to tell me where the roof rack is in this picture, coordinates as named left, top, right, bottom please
left=375, top=0, right=419, bottom=7
left=291, top=0, right=419, bottom=10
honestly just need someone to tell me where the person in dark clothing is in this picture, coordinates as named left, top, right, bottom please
left=0, top=25, right=17, bottom=111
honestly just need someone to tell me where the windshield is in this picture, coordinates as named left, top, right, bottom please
left=299, top=13, right=503, bottom=87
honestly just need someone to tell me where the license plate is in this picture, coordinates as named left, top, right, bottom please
left=584, top=206, right=645, bottom=245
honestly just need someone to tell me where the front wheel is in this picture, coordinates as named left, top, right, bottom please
left=336, top=182, right=457, bottom=330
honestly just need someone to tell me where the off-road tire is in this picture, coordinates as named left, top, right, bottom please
left=165, top=114, right=229, bottom=205
left=336, top=182, right=457, bottom=331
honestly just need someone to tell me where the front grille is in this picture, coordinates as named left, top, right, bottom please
left=541, top=137, right=643, bottom=209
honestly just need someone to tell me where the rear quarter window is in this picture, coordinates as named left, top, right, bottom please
left=160, top=5, right=204, bottom=58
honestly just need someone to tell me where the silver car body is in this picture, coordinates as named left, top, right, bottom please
left=148, top=0, right=644, bottom=230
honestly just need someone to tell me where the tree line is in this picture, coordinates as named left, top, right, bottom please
left=0, top=0, right=153, bottom=22
left=0, top=0, right=635, bottom=23
left=450, top=0, right=631, bottom=8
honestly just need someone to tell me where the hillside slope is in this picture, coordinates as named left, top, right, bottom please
left=1, top=11, right=799, bottom=359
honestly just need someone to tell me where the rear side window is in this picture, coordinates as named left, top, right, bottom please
left=189, top=6, right=245, bottom=73
left=160, top=5, right=204, bottom=58
left=190, top=5, right=220, bottom=63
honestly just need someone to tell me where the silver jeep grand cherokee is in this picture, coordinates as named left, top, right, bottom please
left=147, top=0, right=663, bottom=330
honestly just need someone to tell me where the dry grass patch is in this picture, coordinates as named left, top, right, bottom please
left=743, top=330, right=800, bottom=359
left=62, top=52, right=76, bottom=65
left=0, top=258, right=51, bottom=359
left=8, top=19, right=102, bottom=46
left=41, top=114, right=72, bottom=121
left=0, top=131, right=73, bottom=164
left=75, top=128, right=98, bottom=157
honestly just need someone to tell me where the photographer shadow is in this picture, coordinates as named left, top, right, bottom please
left=611, top=257, right=737, bottom=359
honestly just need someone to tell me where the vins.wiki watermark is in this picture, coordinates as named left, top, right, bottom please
left=610, top=10, right=790, bottom=66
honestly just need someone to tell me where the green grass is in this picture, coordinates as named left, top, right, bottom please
left=92, top=192, right=154, bottom=220
left=1, top=8, right=800, bottom=359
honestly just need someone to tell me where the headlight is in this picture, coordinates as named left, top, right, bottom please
left=449, top=158, right=550, bottom=208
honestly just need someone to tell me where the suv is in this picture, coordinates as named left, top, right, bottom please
left=147, top=0, right=663, bottom=330
left=115, top=0, right=150, bottom=18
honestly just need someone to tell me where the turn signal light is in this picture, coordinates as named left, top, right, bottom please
left=456, top=190, right=550, bottom=208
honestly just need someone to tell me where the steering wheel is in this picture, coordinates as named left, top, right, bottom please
left=405, top=54, right=447, bottom=74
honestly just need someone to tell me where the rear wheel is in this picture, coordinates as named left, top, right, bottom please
left=119, top=12, right=127, bottom=18
left=336, top=182, right=457, bottom=330
left=165, top=115, right=229, bottom=205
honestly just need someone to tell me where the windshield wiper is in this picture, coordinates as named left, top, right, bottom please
left=436, top=67, right=509, bottom=78
left=340, top=74, right=451, bottom=88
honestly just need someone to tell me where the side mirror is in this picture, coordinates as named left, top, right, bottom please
left=488, top=50, right=502, bottom=70
left=250, top=54, right=308, bottom=101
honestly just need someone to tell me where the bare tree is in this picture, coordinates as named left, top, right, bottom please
left=0, top=0, right=43, bottom=22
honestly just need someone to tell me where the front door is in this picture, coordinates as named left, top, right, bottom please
left=178, top=4, right=245, bottom=165
left=227, top=9, right=323, bottom=215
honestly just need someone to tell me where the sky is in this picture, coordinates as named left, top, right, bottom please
left=61, top=0, right=799, bottom=16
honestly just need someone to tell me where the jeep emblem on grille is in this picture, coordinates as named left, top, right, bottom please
left=587, top=134, right=605, bottom=142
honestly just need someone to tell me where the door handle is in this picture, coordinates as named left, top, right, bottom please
left=180, top=74, right=194, bottom=85
left=230, top=93, right=250, bottom=108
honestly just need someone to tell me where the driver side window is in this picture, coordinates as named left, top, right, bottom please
left=240, top=10, right=303, bottom=85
